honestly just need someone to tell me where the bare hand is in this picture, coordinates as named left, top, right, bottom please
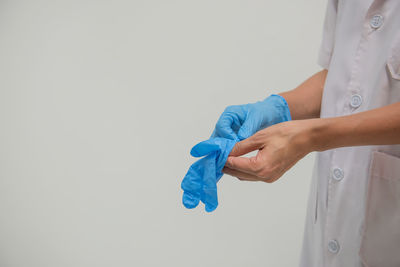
left=223, top=120, right=314, bottom=183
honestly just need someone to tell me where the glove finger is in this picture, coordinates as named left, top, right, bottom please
left=190, top=140, right=220, bottom=157
left=199, top=153, right=219, bottom=212
left=202, top=187, right=218, bottom=212
left=182, top=191, right=200, bottom=209
left=181, top=162, right=203, bottom=209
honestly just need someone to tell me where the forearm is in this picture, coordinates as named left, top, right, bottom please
left=309, top=102, right=400, bottom=151
left=279, top=70, right=327, bottom=120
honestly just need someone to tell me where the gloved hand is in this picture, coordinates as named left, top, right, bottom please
left=211, top=94, right=291, bottom=141
left=181, top=137, right=237, bottom=212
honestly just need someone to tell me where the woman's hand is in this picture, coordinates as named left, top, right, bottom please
left=211, top=95, right=291, bottom=141
left=223, top=100, right=400, bottom=183
left=223, top=120, right=316, bottom=183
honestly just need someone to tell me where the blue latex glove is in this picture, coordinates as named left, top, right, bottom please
left=212, top=94, right=291, bottom=141
left=181, top=137, right=237, bottom=212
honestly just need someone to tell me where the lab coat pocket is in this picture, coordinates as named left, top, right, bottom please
left=387, top=36, right=400, bottom=81
left=359, top=151, right=400, bottom=267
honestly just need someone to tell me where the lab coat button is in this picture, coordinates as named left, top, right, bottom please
left=328, top=239, right=340, bottom=254
left=332, top=168, right=344, bottom=181
left=350, top=94, right=362, bottom=108
left=370, top=14, right=383, bottom=29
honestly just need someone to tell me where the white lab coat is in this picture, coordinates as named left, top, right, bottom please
left=299, top=0, right=400, bottom=266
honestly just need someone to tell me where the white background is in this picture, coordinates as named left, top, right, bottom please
left=0, top=1, right=325, bottom=266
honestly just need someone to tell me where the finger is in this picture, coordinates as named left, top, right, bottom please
left=225, top=154, right=264, bottom=176
left=222, top=167, right=260, bottom=181
left=229, top=135, right=262, bottom=157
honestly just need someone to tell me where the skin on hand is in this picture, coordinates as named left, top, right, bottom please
left=221, top=70, right=328, bottom=182
left=223, top=120, right=315, bottom=183
left=223, top=100, right=400, bottom=183
left=223, top=69, right=400, bottom=183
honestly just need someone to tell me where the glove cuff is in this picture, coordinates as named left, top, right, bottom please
left=269, top=94, right=292, bottom=122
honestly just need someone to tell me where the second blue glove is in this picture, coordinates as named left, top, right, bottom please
left=181, top=137, right=237, bottom=212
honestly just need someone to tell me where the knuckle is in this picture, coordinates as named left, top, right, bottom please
left=230, top=145, right=241, bottom=156
left=227, top=161, right=235, bottom=169
left=235, top=142, right=242, bottom=151
left=224, top=105, right=237, bottom=113
left=216, top=116, right=227, bottom=126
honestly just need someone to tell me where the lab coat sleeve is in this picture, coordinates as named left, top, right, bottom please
left=317, top=0, right=338, bottom=70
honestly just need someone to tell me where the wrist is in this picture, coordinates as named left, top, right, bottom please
left=282, top=119, right=323, bottom=155
left=307, top=118, right=339, bottom=152
left=285, top=118, right=335, bottom=154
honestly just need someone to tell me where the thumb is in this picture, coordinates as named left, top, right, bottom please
left=229, top=135, right=262, bottom=157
